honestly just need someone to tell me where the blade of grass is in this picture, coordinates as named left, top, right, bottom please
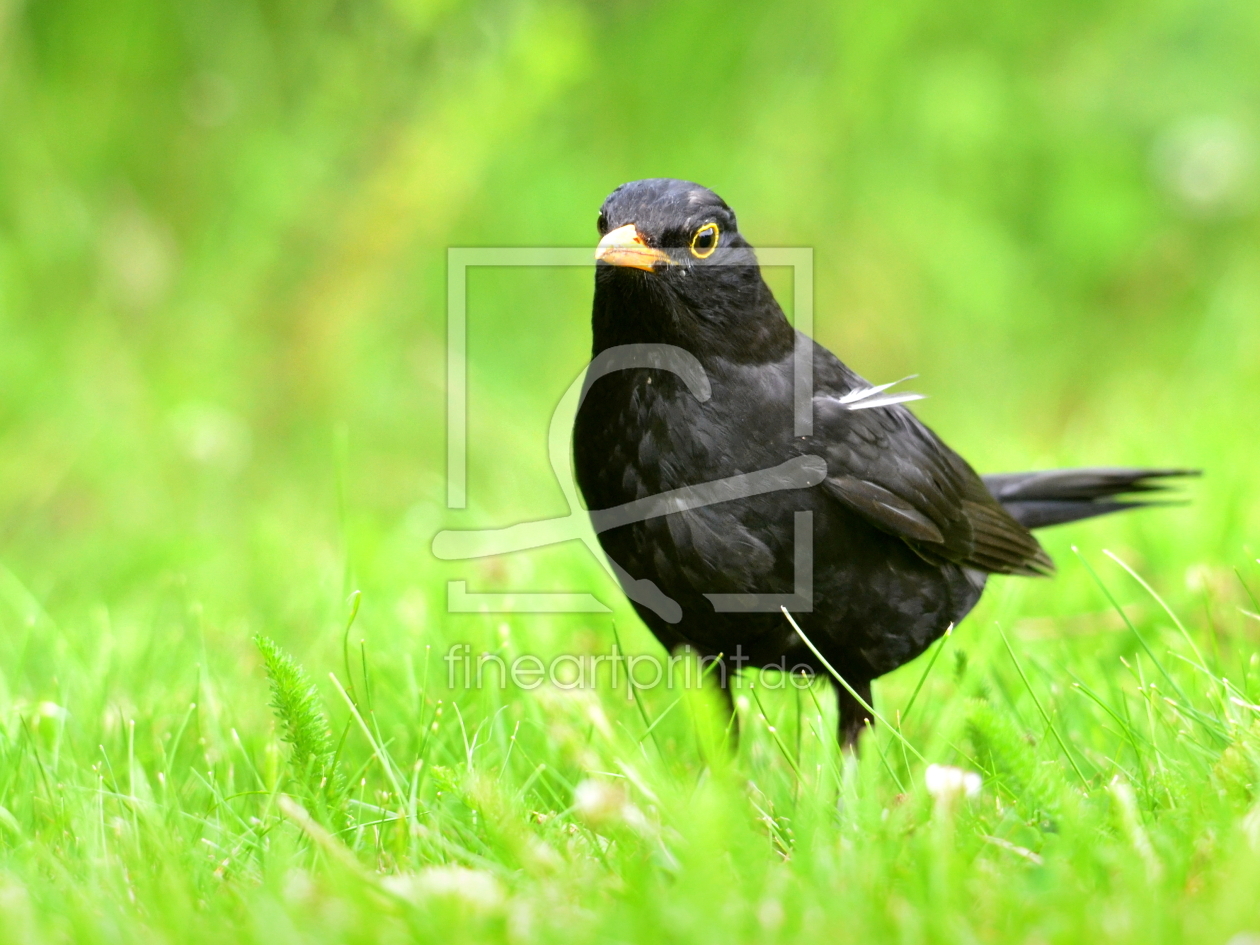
left=748, top=681, right=805, bottom=782
left=610, top=623, right=664, bottom=761
left=781, top=607, right=924, bottom=762
left=995, top=623, right=1090, bottom=790
left=341, top=590, right=364, bottom=709
left=328, top=672, right=406, bottom=806
left=1236, top=568, right=1260, bottom=621
left=803, top=681, right=844, bottom=792
left=863, top=719, right=908, bottom=794
left=638, top=652, right=725, bottom=744
left=901, top=624, right=953, bottom=725
left=1073, top=547, right=1226, bottom=743
left=1067, top=672, right=1152, bottom=796
left=1104, top=550, right=1207, bottom=670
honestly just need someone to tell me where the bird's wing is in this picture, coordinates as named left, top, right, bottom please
left=811, top=366, right=1053, bottom=577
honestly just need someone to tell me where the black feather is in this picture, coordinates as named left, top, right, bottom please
left=983, top=468, right=1198, bottom=529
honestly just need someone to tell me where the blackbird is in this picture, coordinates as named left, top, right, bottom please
left=573, top=178, right=1192, bottom=747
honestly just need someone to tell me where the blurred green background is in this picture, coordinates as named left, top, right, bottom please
left=3, top=1, right=1260, bottom=941
left=1, top=0, right=1258, bottom=678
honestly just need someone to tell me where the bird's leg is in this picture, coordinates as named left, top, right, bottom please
left=835, top=678, right=873, bottom=750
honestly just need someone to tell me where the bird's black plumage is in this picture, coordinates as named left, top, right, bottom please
left=574, top=178, right=1194, bottom=746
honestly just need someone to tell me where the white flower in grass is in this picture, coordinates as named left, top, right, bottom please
left=925, top=764, right=982, bottom=801
left=382, top=866, right=504, bottom=912
left=758, top=899, right=785, bottom=932
left=573, top=778, right=648, bottom=831
left=36, top=702, right=69, bottom=721
left=573, top=779, right=626, bottom=822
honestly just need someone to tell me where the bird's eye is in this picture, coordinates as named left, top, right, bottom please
left=689, top=222, right=719, bottom=258
left=597, top=212, right=608, bottom=234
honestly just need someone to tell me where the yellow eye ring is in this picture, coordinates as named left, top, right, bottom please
left=689, top=222, right=719, bottom=258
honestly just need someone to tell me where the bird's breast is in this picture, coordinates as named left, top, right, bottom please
left=574, top=367, right=796, bottom=509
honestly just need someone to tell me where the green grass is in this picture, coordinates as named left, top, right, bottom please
left=2, top=0, right=1260, bottom=940
left=2, top=549, right=1260, bottom=943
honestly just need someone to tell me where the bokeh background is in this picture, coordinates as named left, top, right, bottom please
left=2, top=0, right=1258, bottom=677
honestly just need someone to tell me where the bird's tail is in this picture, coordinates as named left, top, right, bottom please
left=982, top=468, right=1198, bottom=530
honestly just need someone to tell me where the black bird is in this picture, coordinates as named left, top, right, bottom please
left=573, top=178, right=1192, bottom=747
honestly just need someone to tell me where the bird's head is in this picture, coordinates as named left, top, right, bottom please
left=591, top=179, right=793, bottom=362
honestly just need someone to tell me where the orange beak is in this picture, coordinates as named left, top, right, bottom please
left=595, top=224, right=672, bottom=272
